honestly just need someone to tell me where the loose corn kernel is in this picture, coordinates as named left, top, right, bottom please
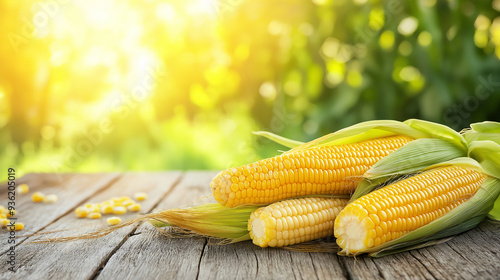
left=122, top=199, right=135, bottom=207
left=334, top=165, right=486, bottom=255
left=0, top=213, right=5, bottom=219
left=18, top=184, right=29, bottom=194
left=119, top=196, right=131, bottom=202
left=107, top=217, right=122, bottom=226
left=0, top=206, right=7, bottom=213
left=44, top=194, right=58, bottom=204
left=32, top=192, right=46, bottom=203
left=1, top=219, right=10, bottom=227
left=134, top=192, right=148, bottom=201
left=127, top=203, right=141, bottom=212
left=88, top=212, right=102, bottom=219
left=7, top=222, right=24, bottom=231
left=75, top=207, right=90, bottom=218
left=7, top=210, right=16, bottom=217
left=101, top=205, right=114, bottom=214
left=113, top=206, right=127, bottom=215
left=211, top=135, right=414, bottom=207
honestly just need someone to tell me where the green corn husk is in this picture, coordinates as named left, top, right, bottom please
left=342, top=141, right=500, bottom=257
left=464, top=122, right=500, bottom=221
left=148, top=203, right=260, bottom=242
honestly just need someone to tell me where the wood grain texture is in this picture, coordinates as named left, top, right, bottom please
left=0, top=173, right=120, bottom=247
left=95, top=171, right=216, bottom=280
left=0, top=172, right=182, bottom=279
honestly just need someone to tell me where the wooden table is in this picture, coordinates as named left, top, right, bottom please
left=1, top=172, right=500, bottom=279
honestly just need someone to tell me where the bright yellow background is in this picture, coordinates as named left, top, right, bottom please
left=1, top=0, right=499, bottom=180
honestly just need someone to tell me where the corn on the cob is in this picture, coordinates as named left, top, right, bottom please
left=334, top=165, right=486, bottom=255
left=211, top=135, right=413, bottom=207
left=249, top=197, right=348, bottom=247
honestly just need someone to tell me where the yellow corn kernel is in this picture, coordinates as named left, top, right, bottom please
left=127, top=203, right=141, bottom=212
left=85, top=203, right=95, bottom=208
left=32, top=192, right=45, bottom=203
left=7, top=210, right=16, bottom=217
left=44, top=194, right=58, bottom=204
left=113, top=206, right=127, bottom=215
left=334, top=165, right=486, bottom=255
left=102, top=200, right=115, bottom=206
left=119, top=196, right=131, bottom=202
left=88, top=212, right=102, bottom=219
left=107, top=217, right=122, bottom=226
left=75, top=207, right=90, bottom=218
left=7, top=222, right=24, bottom=231
left=122, top=199, right=135, bottom=207
left=0, top=206, right=7, bottom=213
left=211, top=135, right=414, bottom=207
left=134, top=192, right=148, bottom=201
left=0, top=213, right=5, bottom=219
left=1, top=219, right=10, bottom=227
left=249, top=197, right=349, bottom=247
left=18, top=184, right=29, bottom=194
left=101, top=205, right=114, bottom=214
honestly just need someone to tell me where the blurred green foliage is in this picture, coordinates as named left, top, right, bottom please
left=0, top=0, right=499, bottom=181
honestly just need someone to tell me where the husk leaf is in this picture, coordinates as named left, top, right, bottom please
left=464, top=121, right=500, bottom=146
left=467, top=140, right=500, bottom=221
left=285, top=120, right=429, bottom=154
left=403, top=119, right=468, bottom=150
left=252, top=131, right=303, bottom=148
left=148, top=203, right=259, bottom=242
left=364, top=138, right=467, bottom=180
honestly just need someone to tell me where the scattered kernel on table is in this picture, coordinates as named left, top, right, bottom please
left=88, top=212, right=102, bottom=219
left=1, top=219, right=10, bottom=227
left=32, top=192, right=46, bottom=202
left=101, top=205, right=114, bottom=214
left=127, top=203, right=141, bottom=212
left=0, top=206, right=6, bottom=212
left=0, top=213, right=5, bottom=219
left=44, top=194, right=58, bottom=204
left=122, top=199, right=135, bottom=207
left=106, top=217, right=122, bottom=226
left=113, top=206, right=127, bottom=215
left=75, top=207, right=90, bottom=218
left=134, top=192, right=147, bottom=201
left=18, top=184, right=29, bottom=194
left=7, top=222, right=24, bottom=231
left=7, top=209, right=16, bottom=217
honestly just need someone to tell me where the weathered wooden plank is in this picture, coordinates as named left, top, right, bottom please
left=95, top=171, right=216, bottom=280
left=0, top=172, right=182, bottom=279
left=197, top=241, right=347, bottom=280
left=406, top=221, right=500, bottom=280
left=0, top=173, right=120, bottom=247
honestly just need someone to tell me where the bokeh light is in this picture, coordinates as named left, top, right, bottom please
left=1, top=0, right=499, bottom=181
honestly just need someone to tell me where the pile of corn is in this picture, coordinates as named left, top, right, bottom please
left=74, top=193, right=147, bottom=225
left=147, top=119, right=500, bottom=257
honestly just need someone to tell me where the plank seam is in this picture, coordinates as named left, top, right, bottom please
left=308, top=253, right=320, bottom=280
left=338, top=256, right=352, bottom=280
left=409, top=250, right=440, bottom=280
left=195, top=238, right=208, bottom=280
